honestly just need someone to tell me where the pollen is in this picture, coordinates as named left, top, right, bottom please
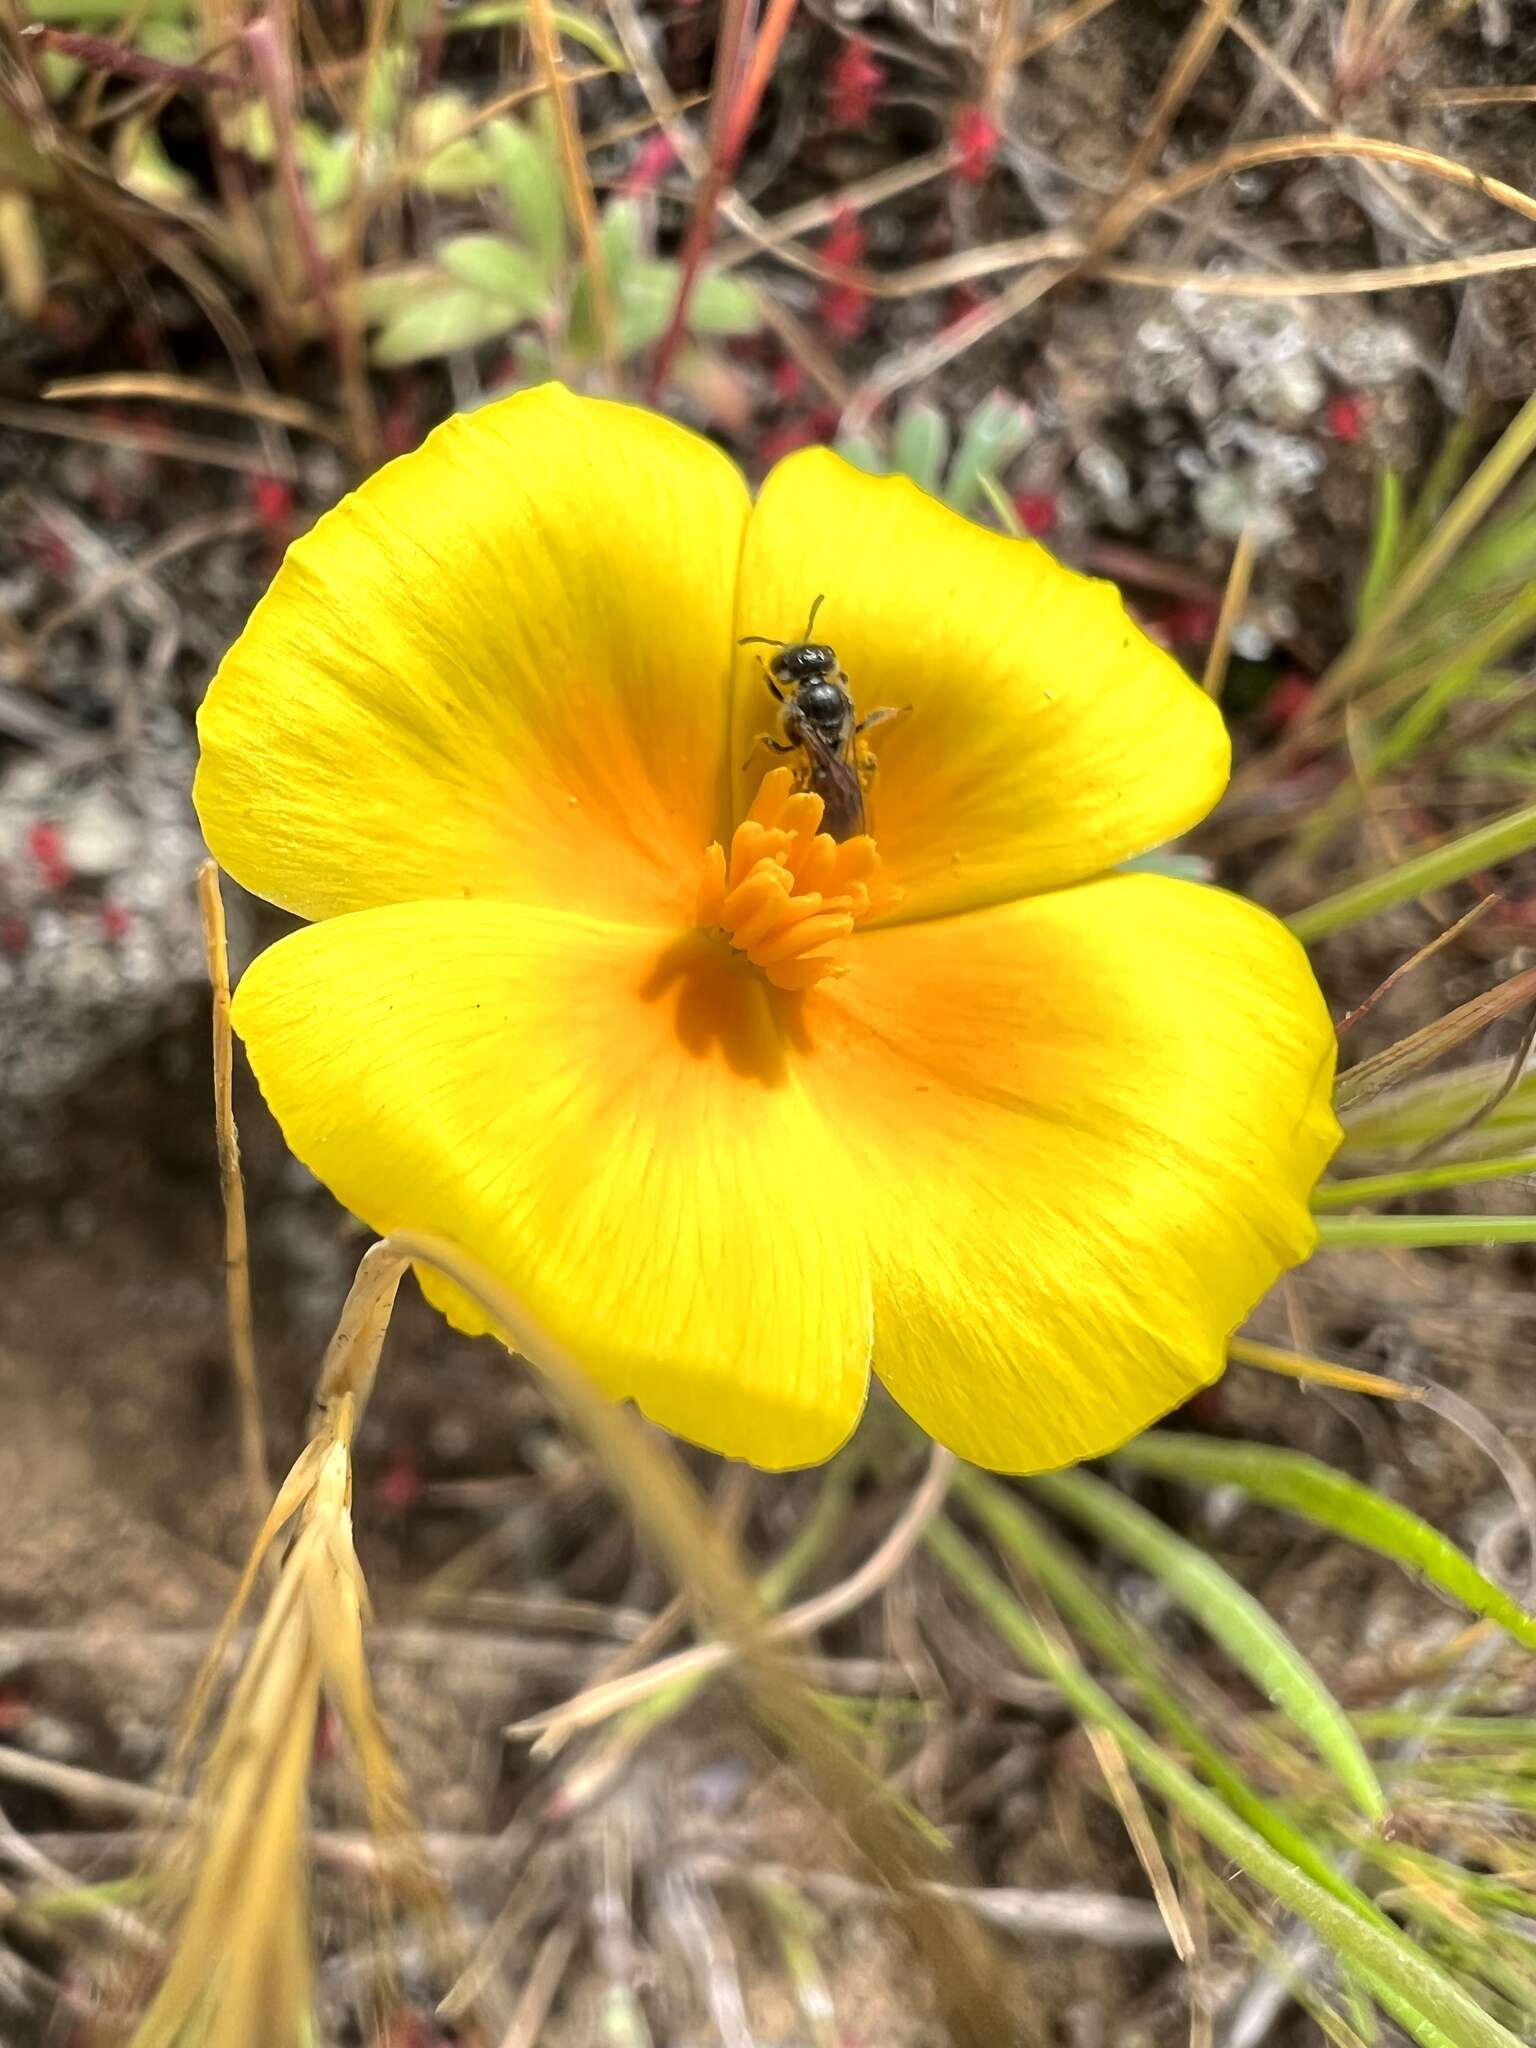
left=696, top=766, right=897, bottom=991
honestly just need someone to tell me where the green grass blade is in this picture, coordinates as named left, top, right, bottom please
left=1400, top=420, right=1478, bottom=561
left=928, top=1519, right=1526, bottom=2048
left=1319, top=388, right=1536, bottom=711
left=1358, top=469, right=1405, bottom=628
left=1028, top=1469, right=1385, bottom=1821
left=1337, top=1059, right=1536, bottom=1163
left=1315, top=1214, right=1536, bottom=1249
left=956, top=1471, right=1389, bottom=1915
left=1287, top=800, right=1536, bottom=943
left=1111, top=1435, right=1536, bottom=1652
left=1312, top=1150, right=1536, bottom=1209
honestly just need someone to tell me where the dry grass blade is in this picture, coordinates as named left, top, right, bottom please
left=528, top=0, right=616, bottom=381
left=129, top=1308, right=442, bottom=2046
left=371, top=1233, right=1014, bottom=2044
left=1100, top=131, right=1536, bottom=246
left=1081, top=1716, right=1194, bottom=1961
left=43, top=372, right=340, bottom=441
left=128, top=1416, right=346, bottom=2048
left=1100, top=248, right=1536, bottom=296
left=1335, top=966, right=1536, bottom=1112
left=508, top=1440, right=954, bottom=1748
left=197, top=861, right=268, bottom=1520
left=1100, top=0, right=1236, bottom=216
left=1009, top=0, right=1124, bottom=65
left=1202, top=526, right=1257, bottom=700
left=1229, top=1336, right=1428, bottom=1403
left=0, top=397, right=297, bottom=477
left=1336, top=895, right=1502, bottom=1035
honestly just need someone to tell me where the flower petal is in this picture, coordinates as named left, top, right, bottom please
left=197, top=385, right=750, bottom=927
left=800, top=875, right=1339, bottom=1471
left=733, top=451, right=1229, bottom=920
left=233, top=901, right=871, bottom=1468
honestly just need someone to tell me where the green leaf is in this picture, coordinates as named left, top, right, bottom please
left=945, top=390, right=1032, bottom=516
left=685, top=270, right=761, bottom=337
left=443, top=1, right=625, bottom=69
left=369, top=283, right=512, bottom=365
left=296, top=125, right=356, bottom=214
left=136, top=19, right=195, bottom=59
left=891, top=402, right=949, bottom=496
left=437, top=233, right=547, bottom=314
left=117, top=121, right=194, bottom=205
left=409, top=94, right=492, bottom=195
left=363, top=45, right=409, bottom=135
left=567, top=258, right=667, bottom=358
left=600, top=196, right=645, bottom=281
left=484, top=117, right=566, bottom=280
left=224, top=100, right=276, bottom=164
left=1111, top=1434, right=1536, bottom=1654
left=1029, top=1469, right=1386, bottom=1822
left=1287, top=799, right=1536, bottom=944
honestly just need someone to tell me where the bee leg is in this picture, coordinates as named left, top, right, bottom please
left=742, top=733, right=797, bottom=770
left=753, top=654, right=786, bottom=703
left=855, top=703, right=911, bottom=736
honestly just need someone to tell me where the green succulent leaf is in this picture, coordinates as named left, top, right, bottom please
left=946, top=390, right=1032, bottom=515
left=833, top=433, right=887, bottom=475
left=891, top=401, right=949, bottom=496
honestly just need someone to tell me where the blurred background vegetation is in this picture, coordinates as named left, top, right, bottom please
left=6, top=2, right=1536, bottom=2044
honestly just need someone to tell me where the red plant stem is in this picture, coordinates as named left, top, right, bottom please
left=645, top=0, right=799, bottom=403
left=242, top=17, right=343, bottom=365
left=22, top=27, right=235, bottom=91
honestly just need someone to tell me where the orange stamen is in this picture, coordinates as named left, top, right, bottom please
left=696, top=766, right=897, bottom=990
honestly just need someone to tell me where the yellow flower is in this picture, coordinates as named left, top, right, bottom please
left=195, top=384, right=1339, bottom=1473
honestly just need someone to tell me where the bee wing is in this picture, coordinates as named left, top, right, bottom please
left=800, top=726, right=866, bottom=840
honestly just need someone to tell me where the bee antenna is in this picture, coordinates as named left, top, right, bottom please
left=804, top=593, right=826, bottom=638
left=737, top=633, right=785, bottom=649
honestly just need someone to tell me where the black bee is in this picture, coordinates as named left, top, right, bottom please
left=740, top=596, right=903, bottom=841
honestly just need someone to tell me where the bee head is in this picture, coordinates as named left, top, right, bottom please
left=772, top=642, right=839, bottom=684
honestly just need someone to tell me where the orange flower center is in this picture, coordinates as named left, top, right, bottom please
left=695, top=766, right=897, bottom=991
